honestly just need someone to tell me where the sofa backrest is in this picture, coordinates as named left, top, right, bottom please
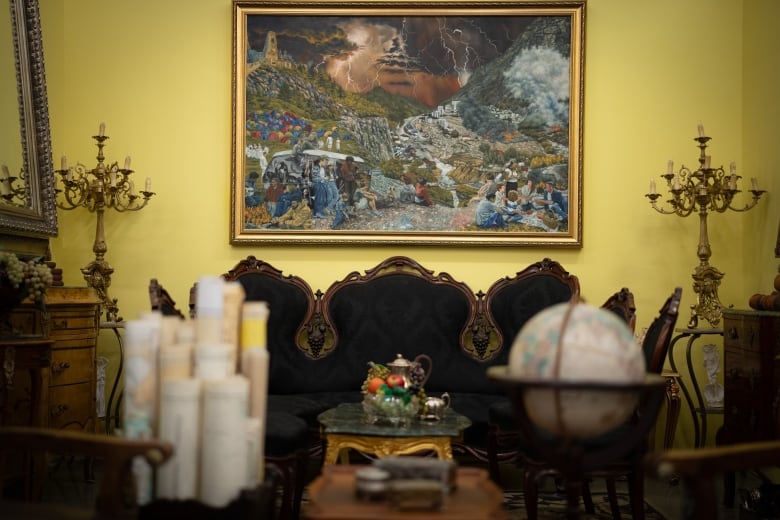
left=211, top=255, right=581, bottom=396
left=219, top=256, right=323, bottom=394
left=319, top=256, right=480, bottom=394
left=482, top=258, right=581, bottom=366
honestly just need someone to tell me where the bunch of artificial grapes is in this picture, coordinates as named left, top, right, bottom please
left=408, top=364, right=426, bottom=391
left=0, top=252, right=25, bottom=287
left=25, top=261, right=53, bottom=302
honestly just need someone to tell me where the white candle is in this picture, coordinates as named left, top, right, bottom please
left=666, top=160, right=673, bottom=175
left=99, top=122, right=106, bottom=137
left=697, top=122, right=705, bottom=137
left=129, top=180, right=135, bottom=196
left=649, top=178, right=656, bottom=194
left=729, top=174, right=736, bottom=190
left=61, top=155, right=68, bottom=171
left=703, top=156, right=711, bottom=169
left=67, top=167, right=73, bottom=182
left=124, top=156, right=132, bottom=170
left=751, top=177, right=759, bottom=190
left=1, top=164, right=9, bottom=180
left=109, top=170, right=117, bottom=187
left=673, top=174, right=680, bottom=190
left=145, top=177, right=152, bottom=192
left=730, top=161, right=736, bottom=175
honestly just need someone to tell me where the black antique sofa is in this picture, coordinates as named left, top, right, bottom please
left=215, top=255, right=581, bottom=460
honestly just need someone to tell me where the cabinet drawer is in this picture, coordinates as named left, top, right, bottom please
left=49, top=311, right=99, bottom=333
left=723, top=315, right=760, bottom=353
left=48, top=382, right=95, bottom=430
left=50, top=347, right=94, bottom=386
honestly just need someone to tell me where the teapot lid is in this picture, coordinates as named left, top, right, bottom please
left=387, top=353, right=412, bottom=367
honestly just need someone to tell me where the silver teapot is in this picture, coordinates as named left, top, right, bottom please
left=421, top=393, right=450, bottom=421
left=387, top=353, right=432, bottom=389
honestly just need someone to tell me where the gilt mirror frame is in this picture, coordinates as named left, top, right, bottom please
left=231, top=0, right=585, bottom=247
left=0, top=0, right=57, bottom=257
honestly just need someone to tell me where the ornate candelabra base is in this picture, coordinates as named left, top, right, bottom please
left=689, top=263, right=725, bottom=328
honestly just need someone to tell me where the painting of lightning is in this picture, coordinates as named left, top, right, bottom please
left=232, top=1, right=585, bottom=247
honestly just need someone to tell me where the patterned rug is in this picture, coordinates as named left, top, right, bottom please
left=503, top=490, right=668, bottom=519
left=297, top=486, right=667, bottom=519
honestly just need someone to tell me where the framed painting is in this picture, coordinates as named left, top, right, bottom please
left=231, top=0, right=585, bottom=246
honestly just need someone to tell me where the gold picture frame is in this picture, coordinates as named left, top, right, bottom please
left=231, top=0, right=585, bottom=246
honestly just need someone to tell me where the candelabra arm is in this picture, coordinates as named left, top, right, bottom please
left=727, top=190, right=766, bottom=212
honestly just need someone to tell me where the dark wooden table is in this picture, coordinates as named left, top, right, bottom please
left=304, top=464, right=507, bottom=519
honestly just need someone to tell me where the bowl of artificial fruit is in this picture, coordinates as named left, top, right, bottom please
left=362, top=362, right=422, bottom=427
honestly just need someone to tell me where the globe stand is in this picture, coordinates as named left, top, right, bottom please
left=487, top=368, right=666, bottom=520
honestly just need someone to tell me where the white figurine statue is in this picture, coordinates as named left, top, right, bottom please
left=702, top=343, right=724, bottom=408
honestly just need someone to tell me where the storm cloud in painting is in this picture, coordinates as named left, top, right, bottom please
left=246, top=16, right=534, bottom=106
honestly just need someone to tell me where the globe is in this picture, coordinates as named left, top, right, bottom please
left=508, top=301, right=645, bottom=437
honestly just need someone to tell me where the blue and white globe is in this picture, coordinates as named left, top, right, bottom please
left=508, top=301, right=645, bottom=437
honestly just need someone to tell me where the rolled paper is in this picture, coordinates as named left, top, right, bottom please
left=200, top=376, right=250, bottom=507
left=196, top=275, right=224, bottom=347
left=159, top=344, right=193, bottom=381
left=123, top=318, right=158, bottom=505
left=221, top=282, right=246, bottom=371
left=245, top=417, right=262, bottom=487
left=195, top=343, right=234, bottom=381
left=99, top=122, right=106, bottom=136
left=241, top=301, right=269, bottom=352
left=241, top=301, right=270, bottom=483
left=157, top=378, right=202, bottom=500
left=159, top=315, right=181, bottom=348
left=137, top=311, right=163, bottom=435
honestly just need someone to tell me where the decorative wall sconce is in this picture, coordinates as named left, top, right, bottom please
left=0, top=164, right=29, bottom=206
left=646, top=123, right=765, bottom=328
left=55, top=123, right=154, bottom=323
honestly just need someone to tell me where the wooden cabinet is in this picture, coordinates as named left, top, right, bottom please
left=720, top=309, right=780, bottom=445
left=9, top=287, right=101, bottom=432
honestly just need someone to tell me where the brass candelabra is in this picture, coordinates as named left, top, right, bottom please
left=0, top=164, right=30, bottom=206
left=646, top=125, right=765, bottom=328
left=55, top=124, right=154, bottom=323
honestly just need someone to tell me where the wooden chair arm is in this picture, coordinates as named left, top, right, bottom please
left=646, top=441, right=780, bottom=519
left=0, top=426, right=174, bottom=518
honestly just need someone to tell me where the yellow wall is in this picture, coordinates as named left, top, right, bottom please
left=39, top=0, right=779, bottom=447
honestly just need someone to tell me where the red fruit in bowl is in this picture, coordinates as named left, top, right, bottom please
left=385, top=374, right=405, bottom=388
